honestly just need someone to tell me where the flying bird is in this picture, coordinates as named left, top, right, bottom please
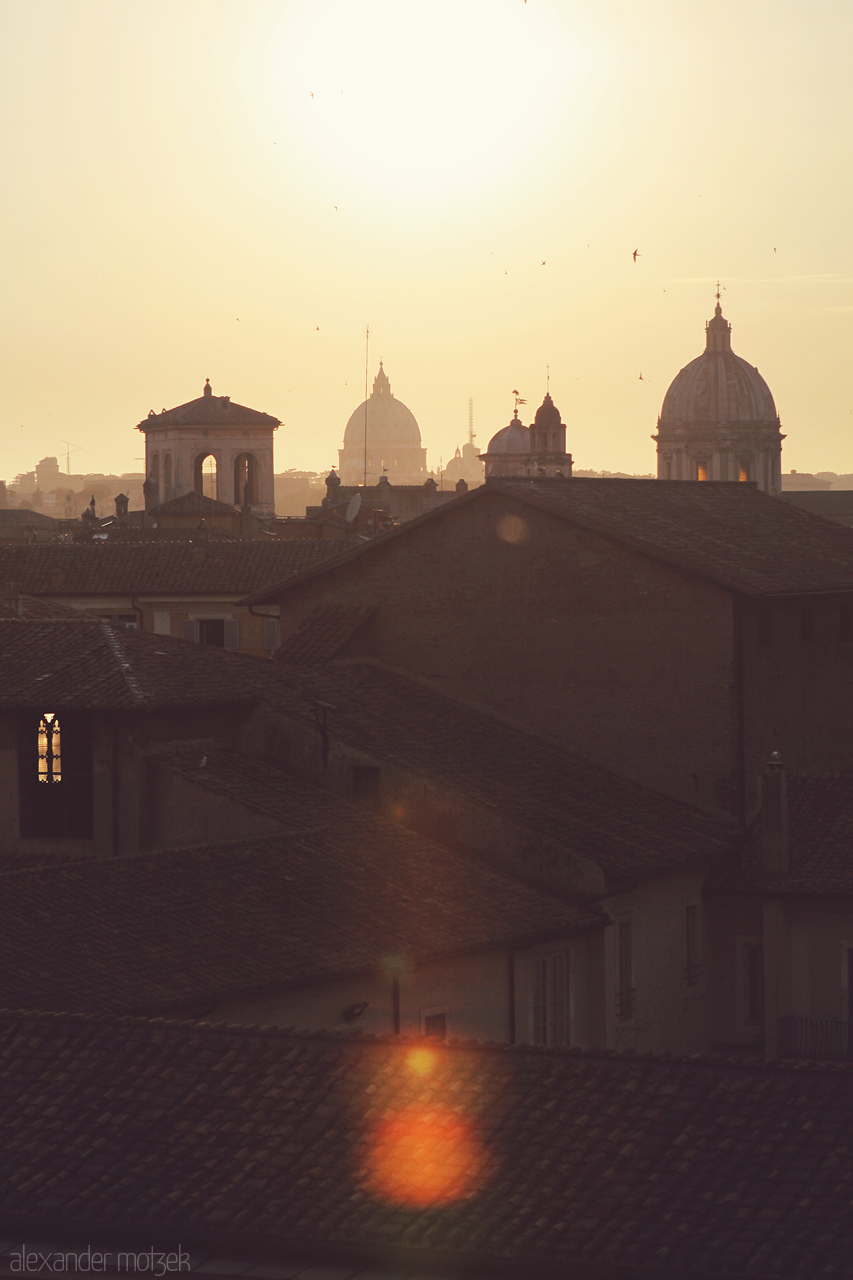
left=310, top=91, right=314, bottom=99
left=632, top=249, right=640, bottom=262
left=773, top=247, right=777, bottom=253
left=541, top=259, right=546, bottom=265
left=334, top=206, right=338, bottom=211
left=638, top=372, right=644, bottom=380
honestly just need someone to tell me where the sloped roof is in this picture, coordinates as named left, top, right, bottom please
left=0, top=619, right=273, bottom=709
left=275, top=603, right=374, bottom=665
left=0, top=594, right=87, bottom=620
left=712, top=771, right=853, bottom=896
left=0, top=507, right=62, bottom=529
left=495, top=478, right=853, bottom=596
left=246, top=477, right=853, bottom=605
left=136, top=383, right=279, bottom=429
left=0, top=750, right=597, bottom=1014
left=148, top=490, right=238, bottom=517
left=0, top=538, right=347, bottom=596
left=265, top=660, right=731, bottom=886
left=1, top=1010, right=852, bottom=1278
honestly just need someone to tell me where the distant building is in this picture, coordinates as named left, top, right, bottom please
left=653, top=296, right=784, bottom=493
left=136, top=379, right=279, bottom=517
left=442, top=440, right=484, bottom=488
left=338, top=362, right=428, bottom=485
left=479, top=393, right=573, bottom=479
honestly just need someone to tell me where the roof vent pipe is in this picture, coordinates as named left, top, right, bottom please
left=761, top=752, right=788, bottom=874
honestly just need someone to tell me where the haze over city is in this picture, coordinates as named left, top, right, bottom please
left=2, top=0, right=852, bottom=483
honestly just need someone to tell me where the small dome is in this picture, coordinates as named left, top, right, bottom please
left=485, top=411, right=530, bottom=455
left=534, top=393, right=562, bottom=428
left=343, top=362, right=422, bottom=449
left=659, top=304, right=778, bottom=426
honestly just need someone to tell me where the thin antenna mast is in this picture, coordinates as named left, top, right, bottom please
left=61, top=441, right=82, bottom=474
left=363, top=325, right=370, bottom=487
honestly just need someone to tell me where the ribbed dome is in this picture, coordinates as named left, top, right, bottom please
left=485, top=411, right=530, bottom=455
left=534, top=393, right=562, bottom=428
left=659, top=304, right=778, bottom=426
left=343, top=362, right=422, bottom=449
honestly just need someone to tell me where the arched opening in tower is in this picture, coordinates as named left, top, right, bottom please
left=194, top=452, right=218, bottom=500
left=233, top=452, right=258, bottom=505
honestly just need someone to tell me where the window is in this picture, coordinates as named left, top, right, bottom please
left=19, top=711, right=93, bottom=839
left=233, top=453, right=258, bottom=505
left=182, top=619, right=239, bottom=649
left=263, top=619, right=281, bottom=651
left=194, top=452, right=218, bottom=499
left=38, top=713, right=61, bottom=784
left=616, top=922, right=635, bottom=1020
left=742, top=940, right=764, bottom=1027
left=423, top=1012, right=447, bottom=1039
left=696, top=461, right=708, bottom=482
left=685, top=905, right=701, bottom=986
left=532, top=953, right=568, bottom=1046
left=739, top=462, right=750, bottom=482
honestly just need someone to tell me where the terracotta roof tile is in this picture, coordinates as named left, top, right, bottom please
left=136, top=392, right=279, bottom=429
left=0, top=540, right=347, bottom=596
left=712, top=771, right=853, bottom=896
left=0, top=755, right=597, bottom=1014
left=494, top=478, right=853, bottom=597
left=275, top=606, right=375, bottom=666
left=0, top=1011, right=851, bottom=1277
left=0, top=619, right=274, bottom=709
left=265, top=662, right=731, bottom=885
left=247, top=479, right=853, bottom=605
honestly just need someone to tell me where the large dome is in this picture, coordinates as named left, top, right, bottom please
left=343, top=362, right=422, bottom=449
left=659, top=304, right=778, bottom=426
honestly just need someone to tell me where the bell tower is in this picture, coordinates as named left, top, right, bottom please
left=136, top=380, right=280, bottom=517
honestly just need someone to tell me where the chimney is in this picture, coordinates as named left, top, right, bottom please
left=114, top=493, right=129, bottom=519
left=761, top=753, right=788, bottom=873
left=455, top=478, right=469, bottom=495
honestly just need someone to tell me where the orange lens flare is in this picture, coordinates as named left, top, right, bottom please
left=363, top=1105, right=487, bottom=1207
left=405, top=1047, right=435, bottom=1077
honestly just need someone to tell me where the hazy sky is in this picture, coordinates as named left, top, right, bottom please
left=2, top=0, right=852, bottom=483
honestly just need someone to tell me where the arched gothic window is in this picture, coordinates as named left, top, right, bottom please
left=37, top=712, right=61, bottom=783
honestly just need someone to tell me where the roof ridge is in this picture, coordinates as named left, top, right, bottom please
left=0, top=1005, right=846, bottom=1073
left=99, top=622, right=147, bottom=704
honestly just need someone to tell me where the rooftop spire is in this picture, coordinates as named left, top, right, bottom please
left=203, top=378, right=212, bottom=398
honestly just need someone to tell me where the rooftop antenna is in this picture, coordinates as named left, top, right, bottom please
left=546, top=364, right=550, bottom=394
left=61, top=441, right=82, bottom=474
left=363, top=324, right=369, bottom=488
left=468, top=397, right=475, bottom=447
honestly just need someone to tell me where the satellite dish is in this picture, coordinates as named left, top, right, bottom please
left=345, top=493, right=362, bottom=522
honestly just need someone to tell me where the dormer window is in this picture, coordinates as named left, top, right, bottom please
left=37, top=713, right=61, bottom=783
